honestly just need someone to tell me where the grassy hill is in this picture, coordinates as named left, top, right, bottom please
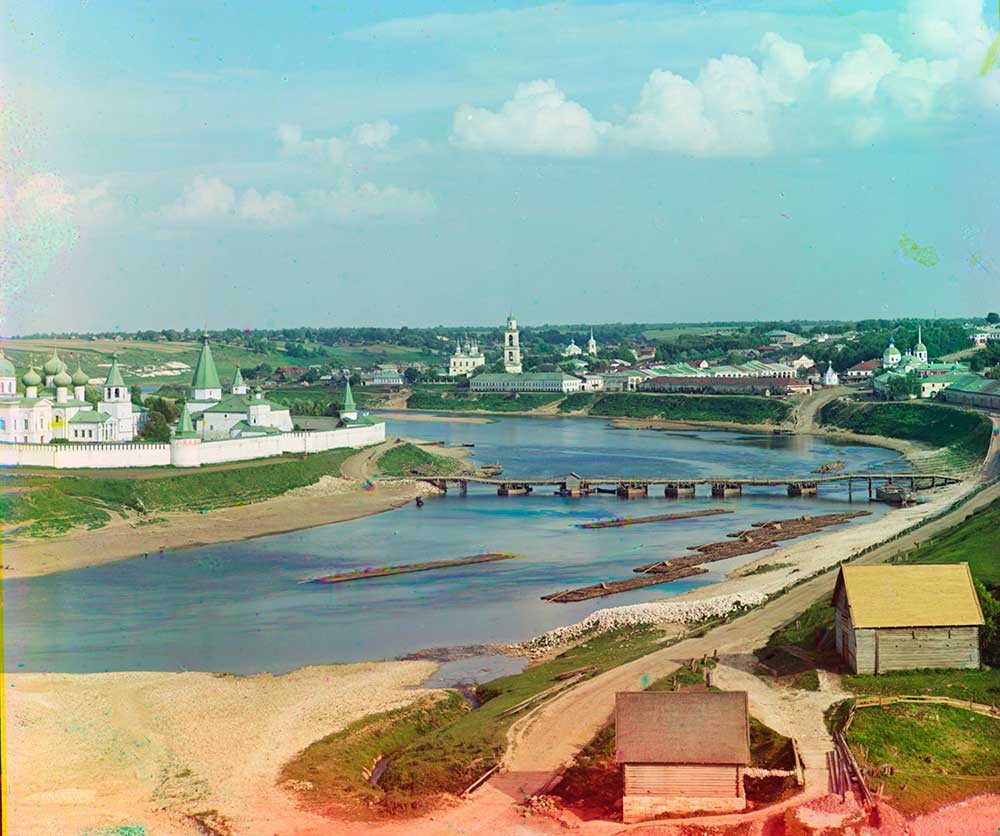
left=406, top=390, right=563, bottom=412
left=819, top=399, right=992, bottom=471
left=1, top=448, right=356, bottom=537
left=588, top=392, right=791, bottom=424
left=376, top=443, right=464, bottom=477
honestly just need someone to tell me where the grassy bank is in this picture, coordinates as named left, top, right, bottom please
left=1, top=448, right=356, bottom=537
left=280, top=692, right=468, bottom=817
left=843, top=669, right=1000, bottom=705
left=845, top=703, right=1000, bottom=814
left=376, top=443, right=464, bottom=478
left=818, top=400, right=992, bottom=471
left=589, top=393, right=791, bottom=424
left=406, top=390, right=563, bottom=412
left=893, top=497, right=1000, bottom=586
left=283, top=626, right=673, bottom=816
left=556, top=392, right=601, bottom=413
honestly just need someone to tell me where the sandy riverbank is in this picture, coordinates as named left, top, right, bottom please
left=0, top=438, right=471, bottom=580
left=4, top=661, right=438, bottom=836
left=376, top=410, right=496, bottom=424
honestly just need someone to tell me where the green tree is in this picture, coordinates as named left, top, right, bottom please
left=403, top=367, right=421, bottom=384
left=976, top=581, right=1000, bottom=666
left=885, top=373, right=921, bottom=401
left=139, top=411, right=171, bottom=443
left=987, top=312, right=1000, bottom=324
left=150, top=397, right=180, bottom=423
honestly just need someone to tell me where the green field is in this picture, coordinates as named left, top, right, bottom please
left=641, top=326, right=738, bottom=342
left=375, top=443, right=463, bottom=477
left=845, top=703, right=1000, bottom=814
left=588, top=393, right=791, bottom=425
left=819, top=400, right=992, bottom=470
left=1, top=448, right=356, bottom=537
left=894, top=498, right=1000, bottom=586
left=405, top=390, right=563, bottom=412
left=556, top=392, right=601, bottom=413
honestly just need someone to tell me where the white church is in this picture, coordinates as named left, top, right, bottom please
left=0, top=348, right=146, bottom=444
left=0, top=338, right=384, bottom=469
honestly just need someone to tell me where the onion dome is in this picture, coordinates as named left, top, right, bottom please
left=22, top=366, right=42, bottom=387
left=54, top=369, right=73, bottom=388
left=884, top=338, right=901, bottom=357
left=43, top=349, right=64, bottom=376
left=0, top=350, right=15, bottom=378
left=71, top=363, right=90, bottom=387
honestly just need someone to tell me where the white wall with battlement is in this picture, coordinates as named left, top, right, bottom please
left=0, top=421, right=385, bottom=469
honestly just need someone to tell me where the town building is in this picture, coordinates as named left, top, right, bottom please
left=971, top=327, right=1000, bottom=346
left=448, top=338, right=485, bottom=377
left=503, top=314, right=522, bottom=373
left=633, top=346, right=657, bottom=362
left=844, top=359, right=880, bottom=381
left=360, top=367, right=405, bottom=388
left=587, top=329, right=598, bottom=356
left=641, top=376, right=810, bottom=397
left=790, top=354, right=815, bottom=370
left=833, top=564, right=983, bottom=675
left=0, top=349, right=146, bottom=444
left=469, top=372, right=583, bottom=393
left=765, top=330, right=805, bottom=348
left=615, top=691, right=750, bottom=821
left=941, top=373, right=1000, bottom=410
left=602, top=370, right=647, bottom=392
left=821, top=362, right=840, bottom=387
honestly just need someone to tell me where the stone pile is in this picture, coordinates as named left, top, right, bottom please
left=525, top=591, right=768, bottom=649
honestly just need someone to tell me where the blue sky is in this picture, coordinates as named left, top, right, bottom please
left=2, top=0, right=998, bottom=333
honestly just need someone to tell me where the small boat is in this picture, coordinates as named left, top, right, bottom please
left=875, top=484, right=916, bottom=505
left=301, top=552, right=522, bottom=584
left=479, top=463, right=503, bottom=476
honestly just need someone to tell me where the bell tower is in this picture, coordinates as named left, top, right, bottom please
left=503, top=313, right=522, bottom=374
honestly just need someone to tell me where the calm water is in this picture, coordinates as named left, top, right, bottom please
left=3, top=416, right=904, bottom=675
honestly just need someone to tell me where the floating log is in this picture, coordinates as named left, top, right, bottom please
left=541, top=566, right=708, bottom=602
left=303, top=552, right=522, bottom=584
left=575, top=508, right=733, bottom=529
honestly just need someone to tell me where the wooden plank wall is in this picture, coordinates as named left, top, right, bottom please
left=624, top=764, right=739, bottom=797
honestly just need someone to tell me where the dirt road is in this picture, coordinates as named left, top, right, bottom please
left=791, top=386, right=850, bottom=433
left=500, top=477, right=1000, bottom=797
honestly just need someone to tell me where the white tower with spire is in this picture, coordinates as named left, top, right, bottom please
left=587, top=329, right=598, bottom=357
left=503, top=313, right=522, bottom=374
left=913, top=325, right=928, bottom=363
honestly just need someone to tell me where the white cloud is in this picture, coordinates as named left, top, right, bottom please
left=237, top=188, right=298, bottom=225
left=163, top=176, right=236, bottom=223
left=906, top=0, right=994, bottom=61
left=276, top=119, right=398, bottom=164
left=451, top=80, right=609, bottom=157
left=303, top=183, right=435, bottom=222
left=351, top=119, right=399, bottom=149
left=829, top=34, right=900, bottom=102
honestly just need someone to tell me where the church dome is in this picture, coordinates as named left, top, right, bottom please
left=915, top=341, right=927, bottom=352
left=71, top=364, right=90, bottom=386
left=22, top=367, right=42, bottom=387
left=54, top=369, right=73, bottom=388
left=0, top=352, right=15, bottom=377
left=43, top=350, right=64, bottom=376
left=885, top=340, right=901, bottom=357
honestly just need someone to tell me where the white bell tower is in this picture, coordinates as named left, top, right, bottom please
left=503, top=313, right=522, bottom=374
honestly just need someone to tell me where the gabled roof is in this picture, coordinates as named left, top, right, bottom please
left=203, top=394, right=250, bottom=414
left=191, top=336, right=222, bottom=390
left=69, top=410, right=111, bottom=423
left=174, top=403, right=198, bottom=438
left=615, top=691, right=750, bottom=765
left=834, top=564, right=984, bottom=629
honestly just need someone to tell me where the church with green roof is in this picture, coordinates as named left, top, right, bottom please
left=0, top=348, right=147, bottom=444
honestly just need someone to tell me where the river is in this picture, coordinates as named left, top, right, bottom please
left=2, top=415, right=904, bottom=677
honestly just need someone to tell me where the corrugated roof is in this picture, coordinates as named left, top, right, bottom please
left=615, top=691, right=750, bottom=765
left=835, top=564, right=984, bottom=629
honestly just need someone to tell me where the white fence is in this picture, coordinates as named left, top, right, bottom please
left=0, top=422, right=385, bottom=469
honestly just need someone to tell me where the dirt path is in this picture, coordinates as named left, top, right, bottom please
left=499, top=478, right=1000, bottom=798
left=791, top=386, right=850, bottom=434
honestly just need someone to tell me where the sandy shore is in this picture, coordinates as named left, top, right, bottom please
left=376, top=410, right=496, bottom=424
left=5, top=661, right=438, bottom=836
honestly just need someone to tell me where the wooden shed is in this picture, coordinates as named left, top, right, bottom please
left=833, top=564, right=984, bottom=675
left=615, top=690, right=750, bottom=822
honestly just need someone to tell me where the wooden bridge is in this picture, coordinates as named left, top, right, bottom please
left=385, top=471, right=961, bottom=500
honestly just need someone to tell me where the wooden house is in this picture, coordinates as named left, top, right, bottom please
left=833, top=564, right=984, bottom=675
left=615, top=690, right=750, bottom=822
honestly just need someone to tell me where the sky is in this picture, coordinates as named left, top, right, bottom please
left=1, top=0, right=998, bottom=333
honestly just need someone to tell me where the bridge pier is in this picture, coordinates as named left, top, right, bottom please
left=617, top=482, right=648, bottom=499
left=711, top=482, right=742, bottom=498
left=787, top=482, right=817, bottom=497
left=459, top=480, right=468, bottom=496
left=664, top=482, right=696, bottom=499
left=498, top=483, right=532, bottom=497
